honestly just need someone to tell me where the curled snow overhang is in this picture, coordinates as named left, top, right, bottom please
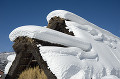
left=9, top=25, right=92, bottom=52
left=47, top=10, right=120, bottom=40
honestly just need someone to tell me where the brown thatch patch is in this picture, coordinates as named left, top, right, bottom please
left=47, top=16, right=74, bottom=36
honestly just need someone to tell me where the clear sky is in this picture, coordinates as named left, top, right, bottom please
left=0, top=0, right=120, bottom=52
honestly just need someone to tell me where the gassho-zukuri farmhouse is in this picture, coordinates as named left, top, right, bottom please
left=4, top=10, right=120, bottom=79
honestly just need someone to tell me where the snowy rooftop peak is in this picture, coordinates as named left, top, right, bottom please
left=47, top=10, right=120, bottom=40
left=47, top=10, right=89, bottom=25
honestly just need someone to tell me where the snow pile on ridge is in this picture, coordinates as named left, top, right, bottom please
left=47, top=10, right=120, bottom=40
left=7, top=10, right=120, bottom=79
left=9, top=25, right=92, bottom=51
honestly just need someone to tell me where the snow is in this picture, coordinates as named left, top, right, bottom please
left=39, top=46, right=99, bottom=79
left=70, top=70, right=85, bottom=79
left=4, top=54, right=16, bottom=74
left=89, top=29, right=99, bottom=36
left=47, top=10, right=89, bottom=25
left=9, top=25, right=92, bottom=51
left=40, top=47, right=84, bottom=79
left=101, top=75, right=119, bottom=79
left=47, top=10, right=120, bottom=40
left=6, top=10, right=120, bottom=79
left=39, top=46, right=120, bottom=79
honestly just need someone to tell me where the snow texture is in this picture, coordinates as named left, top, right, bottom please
left=6, top=10, right=120, bottom=79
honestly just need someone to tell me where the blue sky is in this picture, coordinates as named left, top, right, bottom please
left=0, top=0, right=120, bottom=52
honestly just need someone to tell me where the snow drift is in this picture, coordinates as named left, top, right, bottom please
left=6, top=10, right=120, bottom=79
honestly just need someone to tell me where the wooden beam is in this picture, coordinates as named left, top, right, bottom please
left=31, top=43, right=57, bottom=79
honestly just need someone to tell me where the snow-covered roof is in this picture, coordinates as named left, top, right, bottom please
left=9, top=25, right=92, bottom=51
left=6, top=10, right=120, bottom=79
left=47, top=10, right=120, bottom=40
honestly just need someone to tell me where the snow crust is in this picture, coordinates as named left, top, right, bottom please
left=6, top=10, right=120, bottom=79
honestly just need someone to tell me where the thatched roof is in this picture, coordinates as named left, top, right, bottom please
left=5, top=16, right=73, bottom=79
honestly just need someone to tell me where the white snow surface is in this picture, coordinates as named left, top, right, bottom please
left=4, top=54, right=16, bottom=74
left=47, top=10, right=120, bottom=40
left=7, top=10, right=120, bottom=79
left=101, top=75, right=119, bottom=79
left=9, top=25, right=92, bottom=51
